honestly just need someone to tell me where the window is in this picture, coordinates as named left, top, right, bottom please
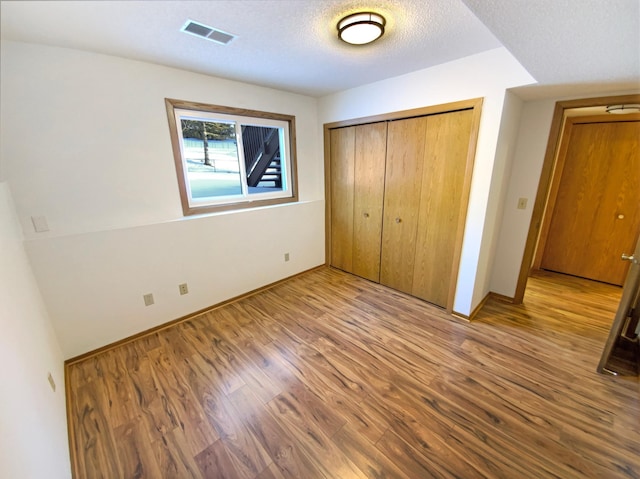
left=165, top=98, right=298, bottom=215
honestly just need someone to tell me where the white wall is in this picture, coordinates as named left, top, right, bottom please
left=489, top=89, right=640, bottom=298
left=318, top=47, right=535, bottom=315
left=489, top=98, right=555, bottom=296
left=0, top=182, right=71, bottom=479
left=471, top=90, right=524, bottom=306
left=0, top=41, right=325, bottom=357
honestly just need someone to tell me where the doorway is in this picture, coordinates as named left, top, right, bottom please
left=514, top=94, right=640, bottom=303
left=535, top=115, right=640, bottom=286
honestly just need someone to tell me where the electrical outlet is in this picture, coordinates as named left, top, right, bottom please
left=143, top=293, right=154, bottom=306
left=47, top=372, right=56, bottom=392
left=284, top=253, right=290, bottom=262
left=179, top=283, right=189, bottom=295
left=517, top=197, right=528, bottom=210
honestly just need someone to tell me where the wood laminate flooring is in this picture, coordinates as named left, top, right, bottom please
left=66, top=268, right=640, bottom=478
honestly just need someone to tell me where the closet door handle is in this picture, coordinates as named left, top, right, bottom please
left=363, top=212, right=370, bottom=218
left=395, top=217, right=402, bottom=224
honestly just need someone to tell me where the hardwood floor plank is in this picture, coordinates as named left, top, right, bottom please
left=194, top=440, right=244, bottom=479
left=427, top=375, right=599, bottom=478
left=326, top=393, right=388, bottom=444
left=151, top=428, right=203, bottom=479
left=332, top=422, right=410, bottom=479
left=268, top=382, right=345, bottom=438
left=264, top=390, right=369, bottom=479
left=203, top=321, right=283, bottom=404
left=270, top=333, right=370, bottom=404
left=98, top=350, right=138, bottom=430
left=228, top=386, right=327, bottom=479
left=445, top=424, right=549, bottom=479
left=185, top=356, right=272, bottom=478
left=188, top=339, right=246, bottom=396
left=136, top=331, right=162, bottom=353
left=114, top=420, right=163, bottom=479
left=126, top=347, right=180, bottom=443
left=147, top=348, right=219, bottom=456
left=376, top=427, right=486, bottom=479
left=254, top=462, right=287, bottom=479
left=457, top=338, right=621, bottom=429
left=66, top=268, right=639, bottom=479
left=231, top=298, right=285, bottom=344
left=558, top=422, right=640, bottom=477
left=73, top=383, right=122, bottom=478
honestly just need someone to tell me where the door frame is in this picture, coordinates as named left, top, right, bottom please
left=532, top=113, right=640, bottom=278
left=513, top=94, right=640, bottom=303
left=323, top=98, right=483, bottom=313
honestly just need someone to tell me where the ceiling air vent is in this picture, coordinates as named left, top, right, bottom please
left=181, top=20, right=236, bottom=45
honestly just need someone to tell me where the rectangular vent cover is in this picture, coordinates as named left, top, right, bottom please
left=181, top=20, right=236, bottom=45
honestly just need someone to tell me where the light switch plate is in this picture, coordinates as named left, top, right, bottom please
left=143, top=293, right=154, bottom=306
left=517, top=198, right=528, bottom=210
left=47, top=372, right=56, bottom=392
left=31, top=215, right=49, bottom=232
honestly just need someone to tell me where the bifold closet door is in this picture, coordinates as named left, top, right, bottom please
left=330, top=126, right=355, bottom=273
left=330, top=123, right=386, bottom=281
left=352, top=122, right=387, bottom=282
left=380, top=117, right=428, bottom=293
left=411, top=109, right=474, bottom=307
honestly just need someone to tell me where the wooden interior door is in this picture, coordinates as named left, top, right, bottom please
left=352, top=122, right=387, bottom=282
left=330, top=127, right=355, bottom=272
left=541, top=119, right=640, bottom=285
left=412, top=109, right=474, bottom=307
left=380, top=117, right=427, bottom=293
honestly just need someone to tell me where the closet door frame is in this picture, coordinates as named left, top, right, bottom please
left=323, top=98, right=483, bottom=313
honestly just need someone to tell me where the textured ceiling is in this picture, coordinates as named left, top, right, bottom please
left=1, top=0, right=638, bottom=99
left=0, top=0, right=501, bottom=97
left=461, top=0, right=640, bottom=99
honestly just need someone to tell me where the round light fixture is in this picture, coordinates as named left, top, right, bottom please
left=606, top=104, right=640, bottom=114
left=337, top=12, right=386, bottom=45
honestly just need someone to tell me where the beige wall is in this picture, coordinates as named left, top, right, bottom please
left=0, top=182, right=71, bottom=479
left=489, top=90, right=640, bottom=298
left=0, top=40, right=325, bottom=357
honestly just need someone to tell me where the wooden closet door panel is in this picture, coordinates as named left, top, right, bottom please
left=412, top=110, right=473, bottom=307
left=380, top=117, right=427, bottom=293
left=541, top=120, right=640, bottom=285
left=330, top=127, right=355, bottom=272
left=352, top=122, right=387, bottom=282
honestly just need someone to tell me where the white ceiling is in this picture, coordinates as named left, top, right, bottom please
left=461, top=0, right=640, bottom=99
left=1, top=0, right=639, bottom=100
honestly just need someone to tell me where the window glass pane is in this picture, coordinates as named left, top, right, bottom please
left=180, top=119, right=242, bottom=198
left=242, top=125, right=285, bottom=195
left=167, top=99, right=297, bottom=215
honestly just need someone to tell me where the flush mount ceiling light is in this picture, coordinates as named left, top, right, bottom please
left=337, top=12, right=386, bottom=45
left=606, top=104, right=640, bottom=114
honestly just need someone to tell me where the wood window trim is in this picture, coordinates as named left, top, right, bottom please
left=323, top=97, right=483, bottom=313
left=165, top=98, right=299, bottom=216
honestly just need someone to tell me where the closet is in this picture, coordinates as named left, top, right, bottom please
left=330, top=122, right=386, bottom=282
left=326, top=100, right=481, bottom=310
